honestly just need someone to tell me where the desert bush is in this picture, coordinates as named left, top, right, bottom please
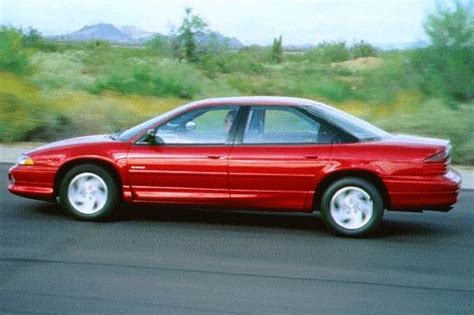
left=306, top=42, right=351, bottom=63
left=0, top=27, right=29, bottom=74
left=91, top=59, right=203, bottom=98
left=54, top=92, right=185, bottom=137
left=198, top=49, right=268, bottom=77
left=354, top=53, right=413, bottom=104
left=30, top=50, right=94, bottom=91
left=0, top=73, right=69, bottom=141
left=146, top=34, right=173, bottom=56
left=350, top=41, right=378, bottom=58
left=22, top=27, right=57, bottom=51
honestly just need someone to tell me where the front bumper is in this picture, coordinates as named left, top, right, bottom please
left=8, top=164, right=56, bottom=201
left=385, top=169, right=461, bottom=212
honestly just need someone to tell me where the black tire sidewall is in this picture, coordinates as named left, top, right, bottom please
left=321, top=177, right=384, bottom=237
left=59, top=164, right=118, bottom=220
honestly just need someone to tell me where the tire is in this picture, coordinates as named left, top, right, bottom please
left=321, top=177, right=384, bottom=237
left=59, top=164, right=119, bottom=220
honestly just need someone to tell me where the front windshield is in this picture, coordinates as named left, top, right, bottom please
left=118, top=104, right=192, bottom=141
left=304, top=104, right=391, bottom=141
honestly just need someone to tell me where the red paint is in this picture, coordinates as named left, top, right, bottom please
left=8, top=97, right=461, bottom=213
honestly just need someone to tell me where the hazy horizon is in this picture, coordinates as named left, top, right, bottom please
left=1, top=0, right=440, bottom=45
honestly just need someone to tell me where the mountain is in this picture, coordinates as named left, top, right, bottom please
left=118, top=26, right=155, bottom=40
left=283, top=43, right=314, bottom=51
left=49, top=23, right=245, bottom=49
left=194, top=31, right=244, bottom=50
left=51, top=23, right=133, bottom=43
left=375, top=40, right=428, bottom=50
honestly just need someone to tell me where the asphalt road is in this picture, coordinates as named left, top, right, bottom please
left=0, top=163, right=472, bottom=314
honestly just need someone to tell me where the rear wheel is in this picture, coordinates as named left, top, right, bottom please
left=321, top=177, right=384, bottom=236
left=59, top=164, right=119, bottom=220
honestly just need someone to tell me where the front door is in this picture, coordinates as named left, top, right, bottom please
left=127, top=105, right=240, bottom=206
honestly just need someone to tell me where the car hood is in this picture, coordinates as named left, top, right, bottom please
left=26, top=134, right=118, bottom=155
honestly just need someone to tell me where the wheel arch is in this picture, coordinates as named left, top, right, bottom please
left=313, top=169, right=391, bottom=211
left=54, top=158, right=123, bottom=198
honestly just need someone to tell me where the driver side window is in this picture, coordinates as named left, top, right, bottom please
left=155, top=106, right=239, bottom=144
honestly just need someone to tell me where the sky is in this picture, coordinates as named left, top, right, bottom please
left=0, top=0, right=440, bottom=45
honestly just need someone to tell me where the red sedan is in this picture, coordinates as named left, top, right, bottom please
left=8, top=97, right=461, bottom=236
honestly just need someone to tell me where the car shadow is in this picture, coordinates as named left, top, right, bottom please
left=116, top=204, right=325, bottom=232
left=377, top=218, right=455, bottom=238
left=31, top=202, right=454, bottom=238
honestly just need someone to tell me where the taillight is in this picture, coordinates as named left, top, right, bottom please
left=423, top=146, right=450, bottom=175
left=424, top=150, right=449, bottom=163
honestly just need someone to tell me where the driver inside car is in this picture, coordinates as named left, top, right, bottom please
left=224, top=110, right=237, bottom=133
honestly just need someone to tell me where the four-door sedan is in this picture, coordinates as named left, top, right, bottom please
left=8, top=96, right=461, bottom=236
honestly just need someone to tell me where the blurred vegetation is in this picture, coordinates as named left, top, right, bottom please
left=0, top=27, right=30, bottom=74
left=0, top=2, right=473, bottom=164
left=90, top=59, right=204, bottom=99
left=409, top=0, right=473, bottom=101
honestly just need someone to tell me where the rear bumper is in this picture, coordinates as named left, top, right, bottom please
left=8, top=165, right=56, bottom=201
left=385, top=169, right=461, bottom=212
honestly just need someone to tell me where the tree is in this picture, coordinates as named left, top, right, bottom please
left=177, top=7, right=208, bottom=62
left=411, top=0, right=474, bottom=101
left=424, top=0, right=473, bottom=48
left=271, top=35, right=283, bottom=63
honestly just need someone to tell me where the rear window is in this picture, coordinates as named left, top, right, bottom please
left=304, top=105, right=390, bottom=141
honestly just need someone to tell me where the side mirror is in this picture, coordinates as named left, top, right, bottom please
left=185, top=121, right=196, bottom=131
left=146, top=129, right=164, bottom=144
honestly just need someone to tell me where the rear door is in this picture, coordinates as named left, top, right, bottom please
left=228, top=106, right=335, bottom=211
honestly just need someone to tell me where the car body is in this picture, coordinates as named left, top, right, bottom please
left=8, top=96, right=461, bottom=236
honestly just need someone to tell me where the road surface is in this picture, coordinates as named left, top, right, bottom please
left=0, top=163, right=472, bottom=313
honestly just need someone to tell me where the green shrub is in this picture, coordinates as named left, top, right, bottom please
left=198, top=49, right=268, bottom=77
left=146, top=34, right=173, bottom=56
left=306, top=42, right=351, bottom=63
left=410, top=46, right=474, bottom=101
left=0, top=27, right=29, bottom=74
left=22, top=27, right=57, bottom=51
left=350, top=41, right=378, bottom=58
left=91, top=60, right=203, bottom=99
left=354, top=54, right=410, bottom=104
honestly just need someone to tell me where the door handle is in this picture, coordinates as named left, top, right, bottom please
left=207, top=155, right=223, bottom=160
left=304, top=155, right=320, bottom=159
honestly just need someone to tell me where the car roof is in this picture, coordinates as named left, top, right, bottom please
left=187, top=96, right=327, bottom=108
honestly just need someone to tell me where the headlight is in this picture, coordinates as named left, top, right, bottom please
left=16, top=155, right=34, bottom=166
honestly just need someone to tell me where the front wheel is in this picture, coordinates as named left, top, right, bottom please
left=321, top=177, right=384, bottom=237
left=59, top=164, right=119, bottom=220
